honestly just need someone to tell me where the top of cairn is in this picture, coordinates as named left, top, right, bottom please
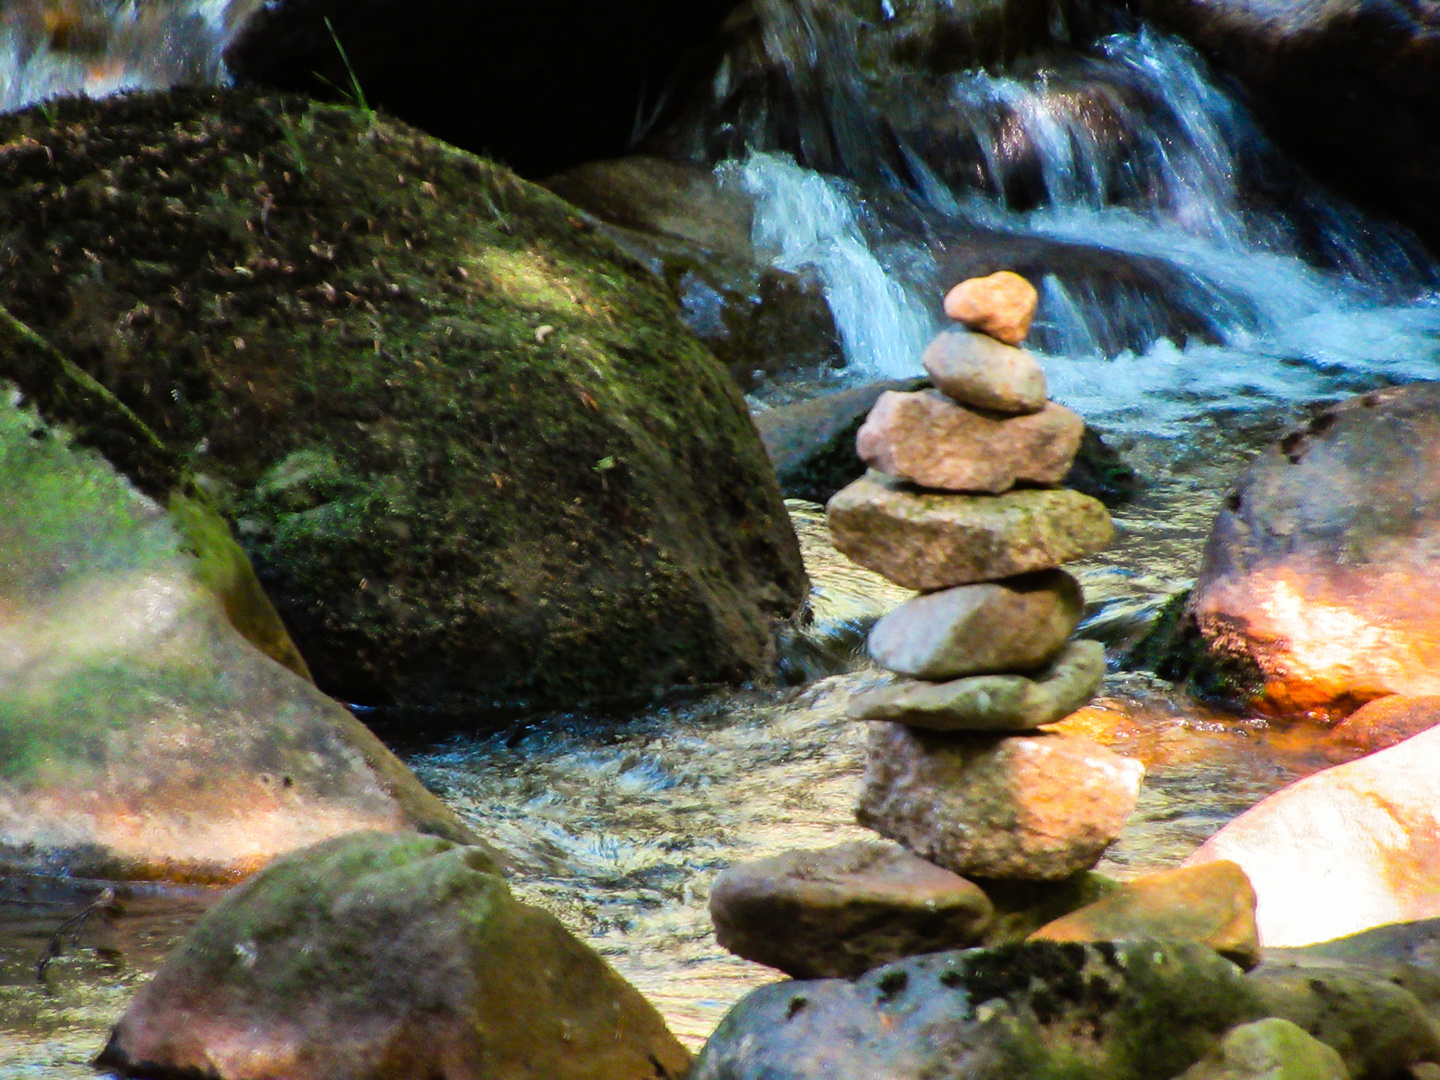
left=942, top=270, right=1038, bottom=347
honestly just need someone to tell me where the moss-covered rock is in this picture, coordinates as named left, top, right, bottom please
left=0, top=87, right=806, bottom=719
left=98, top=831, right=691, bottom=1080
left=0, top=389, right=477, bottom=882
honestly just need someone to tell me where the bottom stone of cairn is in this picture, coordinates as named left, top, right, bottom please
left=856, top=723, right=1145, bottom=881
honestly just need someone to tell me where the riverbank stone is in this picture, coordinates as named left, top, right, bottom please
left=1030, top=860, right=1261, bottom=970
left=1184, top=384, right=1440, bottom=715
left=827, top=472, right=1113, bottom=591
left=1176, top=1019, right=1348, bottom=1080
left=690, top=940, right=1267, bottom=1080
left=1320, top=695, right=1440, bottom=762
left=709, top=841, right=993, bottom=978
left=867, top=570, right=1083, bottom=680
left=856, top=391, right=1084, bottom=493
left=1185, top=723, right=1440, bottom=947
left=97, top=831, right=691, bottom=1080
left=0, top=394, right=477, bottom=882
left=857, top=724, right=1145, bottom=881
left=942, top=271, right=1039, bottom=345
left=0, top=88, right=806, bottom=720
left=847, top=640, right=1105, bottom=730
left=921, top=328, right=1046, bottom=414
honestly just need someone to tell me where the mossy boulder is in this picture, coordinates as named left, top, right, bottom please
left=98, top=831, right=692, bottom=1080
left=0, top=88, right=806, bottom=719
left=0, top=390, right=476, bottom=882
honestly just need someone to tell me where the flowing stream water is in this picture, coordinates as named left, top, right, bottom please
left=4, top=1, right=1440, bottom=1074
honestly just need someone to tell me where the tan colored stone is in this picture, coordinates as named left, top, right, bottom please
left=1030, top=860, right=1261, bottom=969
left=847, top=639, right=1105, bottom=731
left=709, top=841, right=993, bottom=978
left=827, top=472, right=1113, bottom=591
left=942, top=271, right=1039, bottom=345
left=921, top=329, right=1047, bottom=414
left=97, top=832, right=690, bottom=1080
left=856, top=725, right=1145, bottom=881
left=856, top=391, right=1083, bottom=494
left=1185, top=724, right=1440, bottom=946
left=867, top=570, right=1082, bottom=679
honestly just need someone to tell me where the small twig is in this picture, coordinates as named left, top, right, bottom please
left=36, top=888, right=120, bottom=983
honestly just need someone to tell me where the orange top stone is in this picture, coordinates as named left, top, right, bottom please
left=943, top=271, right=1039, bottom=345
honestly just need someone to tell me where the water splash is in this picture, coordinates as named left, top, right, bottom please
left=722, top=152, right=936, bottom=379
left=0, top=0, right=250, bottom=113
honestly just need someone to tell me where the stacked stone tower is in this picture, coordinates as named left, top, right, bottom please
left=710, top=272, right=1148, bottom=979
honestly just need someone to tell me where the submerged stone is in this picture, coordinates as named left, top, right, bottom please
left=856, top=390, right=1084, bottom=493
left=847, top=639, right=1105, bottom=731
left=921, top=328, right=1047, bottom=414
left=709, top=841, right=993, bottom=978
left=691, top=940, right=1266, bottom=1080
left=97, top=831, right=691, bottom=1080
left=0, top=89, right=806, bottom=720
left=866, top=569, right=1083, bottom=680
left=857, top=724, right=1144, bottom=881
left=827, top=473, right=1113, bottom=591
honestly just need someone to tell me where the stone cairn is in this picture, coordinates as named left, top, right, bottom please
left=709, top=271, right=1152, bottom=980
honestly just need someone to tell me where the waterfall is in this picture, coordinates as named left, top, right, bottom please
left=720, top=22, right=1440, bottom=435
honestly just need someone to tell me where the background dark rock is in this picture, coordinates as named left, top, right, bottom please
left=0, top=89, right=806, bottom=722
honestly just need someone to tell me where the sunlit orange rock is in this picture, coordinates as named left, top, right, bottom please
left=942, top=271, right=1038, bottom=345
left=1187, top=383, right=1440, bottom=716
left=1184, top=724, right=1440, bottom=946
left=1319, top=695, right=1440, bottom=762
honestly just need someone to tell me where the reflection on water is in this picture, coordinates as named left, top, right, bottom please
left=0, top=410, right=1365, bottom=1060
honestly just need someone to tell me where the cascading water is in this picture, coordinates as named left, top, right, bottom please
left=723, top=22, right=1440, bottom=434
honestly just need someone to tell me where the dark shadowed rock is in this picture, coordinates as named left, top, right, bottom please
left=691, top=940, right=1267, bottom=1080
left=98, top=831, right=691, bottom=1080
left=709, top=841, right=993, bottom=978
left=1186, top=384, right=1440, bottom=716
left=0, top=89, right=806, bottom=721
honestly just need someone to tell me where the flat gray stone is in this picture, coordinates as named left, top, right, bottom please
left=709, top=841, right=993, bottom=978
left=857, top=724, right=1144, bottom=881
left=857, top=391, right=1083, bottom=493
left=827, top=472, right=1113, bottom=591
left=921, top=328, right=1047, bottom=414
left=867, top=570, right=1082, bottom=679
left=847, top=639, right=1105, bottom=731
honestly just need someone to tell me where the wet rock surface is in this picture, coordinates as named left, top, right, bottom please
left=847, top=639, right=1106, bottom=731
left=1187, top=724, right=1440, bottom=946
left=708, top=840, right=993, bottom=978
left=691, top=940, right=1267, bottom=1080
left=0, top=394, right=474, bottom=882
left=827, top=473, right=1114, bottom=591
left=98, top=831, right=691, bottom=1080
left=856, top=391, right=1084, bottom=493
left=1320, top=694, right=1440, bottom=762
left=0, top=89, right=806, bottom=720
left=1183, top=384, right=1440, bottom=715
left=857, top=723, right=1145, bottom=880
